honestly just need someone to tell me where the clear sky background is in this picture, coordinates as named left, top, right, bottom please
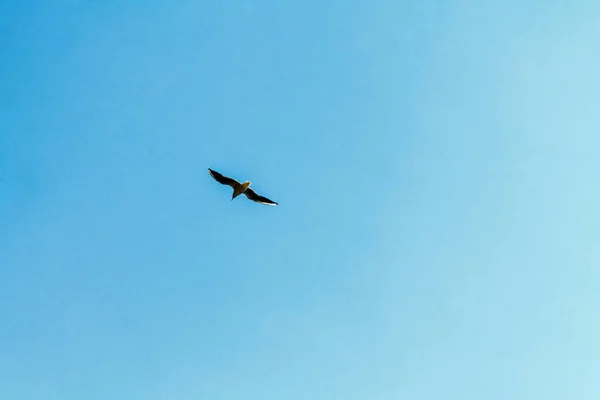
left=1, top=1, right=599, bottom=399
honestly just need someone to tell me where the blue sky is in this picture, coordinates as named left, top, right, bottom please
left=2, top=1, right=600, bottom=399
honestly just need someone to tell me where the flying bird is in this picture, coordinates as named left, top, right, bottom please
left=208, top=168, right=278, bottom=206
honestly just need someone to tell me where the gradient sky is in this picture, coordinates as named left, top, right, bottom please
left=2, top=1, right=600, bottom=399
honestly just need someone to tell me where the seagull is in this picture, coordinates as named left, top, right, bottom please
left=208, top=168, right=278, bottom=206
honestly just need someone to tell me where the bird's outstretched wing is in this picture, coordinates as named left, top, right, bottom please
left=243, top=187, right=278, bottom=206
left=208, top=168, right=240, bottom=188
